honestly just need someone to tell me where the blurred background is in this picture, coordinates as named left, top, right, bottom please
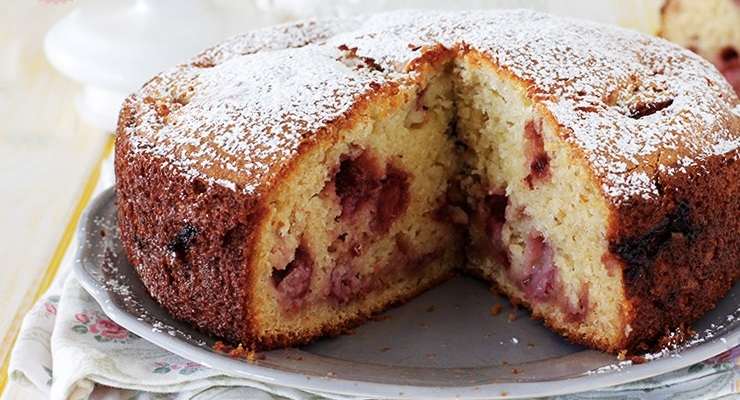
left=0, top=0, right=737, bottom=398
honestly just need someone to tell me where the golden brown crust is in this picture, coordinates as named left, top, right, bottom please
left=116, top=116, right=265, bottom=344
left=607, top=151, right=740, bottom=351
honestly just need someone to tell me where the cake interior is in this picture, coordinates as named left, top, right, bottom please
left=454, top=53, right=624, bottom=350
left=252, top=66, right=464, bottom=344
left=249, top=52, right=627, bottom=351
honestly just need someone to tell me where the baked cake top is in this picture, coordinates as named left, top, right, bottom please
left=119, top=10, right=740, bottom=205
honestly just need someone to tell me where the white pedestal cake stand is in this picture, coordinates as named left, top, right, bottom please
left=43, top=0, right=253, bottom=131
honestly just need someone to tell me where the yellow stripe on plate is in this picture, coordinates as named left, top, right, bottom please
left=0, top=135, right=115, bottom=396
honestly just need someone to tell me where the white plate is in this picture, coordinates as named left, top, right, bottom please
left=74, top=187, right=740, bottom=399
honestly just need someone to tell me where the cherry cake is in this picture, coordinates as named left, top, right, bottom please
left=115, top=10, right=740, bottom=353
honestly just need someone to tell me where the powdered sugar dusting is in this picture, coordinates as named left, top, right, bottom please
left=192, top=18, right=362, bottom=68
left=123, top=9, right=739, bottom=203
left=127, top=45, right=389, bottom=194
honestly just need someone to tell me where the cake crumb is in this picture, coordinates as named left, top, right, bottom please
left=617, top=349, right=647, bottom=364
left=507, top=311, right=518, bottom=322
left=245, top=348, right=265, bottom=362
left=629, top=354, right=647, bottom=364
left=490, top=304, right=503, bottom=316
left=657, top=325, right=696, bottom=349
left=500, top=391, right=508, bottom=397
left=511, top=367, right=520, bottom=374
left=426, top=305, right=436, bottom=313
left=380, top=346, right=391, bottom=352
left=213, top=341, right=264, bottom=362
left=213, top=340, right=228, bottom=352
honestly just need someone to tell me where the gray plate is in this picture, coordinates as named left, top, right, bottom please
left=74, top=187, right=740, bottom=399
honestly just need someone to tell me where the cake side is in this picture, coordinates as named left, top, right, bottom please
left=608, top=149, right=740, bottom=350
left=116, top=103, right=266, bottom=344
